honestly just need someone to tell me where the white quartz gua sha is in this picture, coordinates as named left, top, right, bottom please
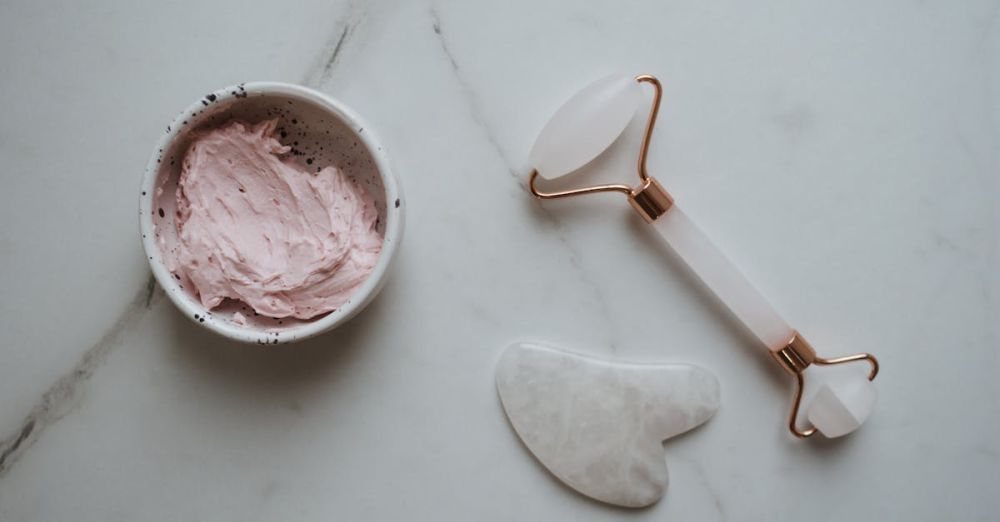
left=496, top=342, right=719, bottom=508
left=527, top=73, right=880, bottom=439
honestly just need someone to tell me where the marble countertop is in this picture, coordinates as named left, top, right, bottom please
left=1, top=0, right=997, bottom=520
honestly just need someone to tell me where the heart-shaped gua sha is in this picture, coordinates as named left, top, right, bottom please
left=496, top=342, right=720, bottom=508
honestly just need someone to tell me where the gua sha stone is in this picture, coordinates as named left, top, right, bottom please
left=496, top=342, right=720, bottom=508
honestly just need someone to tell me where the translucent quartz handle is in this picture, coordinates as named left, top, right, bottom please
left=653, top=206, right=794, bottom=351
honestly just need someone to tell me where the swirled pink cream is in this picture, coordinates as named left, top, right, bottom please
left=173, top=119, right=382, bottom=320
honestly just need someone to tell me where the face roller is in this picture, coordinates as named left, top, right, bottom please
left=527, top=74, right=880, bottom=439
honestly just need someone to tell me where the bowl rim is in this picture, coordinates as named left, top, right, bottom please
left=138, top=81, right=403, bottom=344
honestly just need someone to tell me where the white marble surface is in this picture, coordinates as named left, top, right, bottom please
left=0, top=0, right=997, bottom=520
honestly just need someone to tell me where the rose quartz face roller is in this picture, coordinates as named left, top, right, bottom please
left=527, top=73, right=880, bottom=439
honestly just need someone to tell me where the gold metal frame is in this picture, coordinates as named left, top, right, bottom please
left=527, top=73, right=882, bottom=439
left=528, top=75, right=674, bottom=223
left=771, top=332, right=879, bottom=438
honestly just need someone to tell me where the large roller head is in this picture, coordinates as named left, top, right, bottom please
left=529, top=73, right=643, bottom=180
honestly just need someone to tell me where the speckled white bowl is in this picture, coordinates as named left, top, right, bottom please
left=139, top=82, right=403, bottom=344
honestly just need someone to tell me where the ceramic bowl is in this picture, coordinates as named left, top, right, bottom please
left=139, top=82, right=403, bottom=344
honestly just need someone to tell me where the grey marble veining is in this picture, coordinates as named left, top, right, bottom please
left=0, top=0, right=998, bottom=520
left=0, top=277, right=163, bottom=475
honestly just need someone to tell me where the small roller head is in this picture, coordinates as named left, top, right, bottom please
left=807, top=377, right=878, bottom=438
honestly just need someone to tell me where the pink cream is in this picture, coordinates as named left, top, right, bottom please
left=172, top=119, right=382, bottom=320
